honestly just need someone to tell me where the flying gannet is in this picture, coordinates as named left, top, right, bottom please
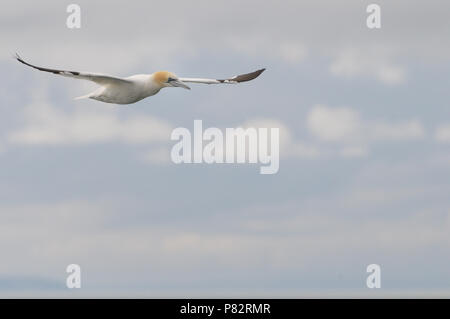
left=15, top=54, right=265, bottom=105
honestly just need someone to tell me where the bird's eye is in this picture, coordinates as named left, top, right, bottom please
left=167, top=77, right=175, bottom=83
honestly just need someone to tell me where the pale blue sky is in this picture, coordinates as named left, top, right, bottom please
left=1, top=0, right=450, bottom=297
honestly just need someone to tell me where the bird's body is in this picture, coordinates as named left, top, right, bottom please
left=84, top=74, right=162, bottom=104
left=15, top=54, right=265, bottom=105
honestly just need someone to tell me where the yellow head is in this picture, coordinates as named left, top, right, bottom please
left=153, top=71, right=190, bottom=90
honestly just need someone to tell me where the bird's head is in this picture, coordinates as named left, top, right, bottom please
left=152, top=71, right=190, bottom=90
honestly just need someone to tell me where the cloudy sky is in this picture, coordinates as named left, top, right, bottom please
left=1, top=0, right=450, bottom=297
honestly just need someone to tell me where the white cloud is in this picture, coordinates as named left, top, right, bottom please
left=242, top=118, right=320, bottom=159
left=371, top=120, right=425, bottom=141
left=225, top=34, right=308, bottom=65
left=376, top=65, right=406, bottom=86
left=435, top=124, right=450, bottom=142
left=239, top=107, right=427, bottom=160
left=304, top=105, right=426, bottom=158
left=307, top=105, right=361, bottom=142
left=330, top=48, right=406, bottom=85
left=3, top=87, right=175, bottom=166
left=4, top=96, right=428, bottom=164
left=307, top=105, right=425, bottom=144
left=279, top=42, right=308, bottom=64
left=7, top=98, right=173, bottom=146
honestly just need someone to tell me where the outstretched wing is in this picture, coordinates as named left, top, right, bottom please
left=15, top=53, right=132, bottom=86
left=179, top=68, right=265, bottom=84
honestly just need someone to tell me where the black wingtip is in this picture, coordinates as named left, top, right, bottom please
left=252, top=68, right=266, bottom=77
left=14, top=52, right=25, bottom=64
left=233, top=68, right=266, bottom=83
left=255, top=68, right=266, bottom=76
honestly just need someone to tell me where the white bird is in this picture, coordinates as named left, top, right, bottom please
left=15, top=54, right=265, bottom=105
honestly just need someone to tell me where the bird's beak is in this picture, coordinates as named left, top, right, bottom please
left=171, top=79, right=191, bottom=90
